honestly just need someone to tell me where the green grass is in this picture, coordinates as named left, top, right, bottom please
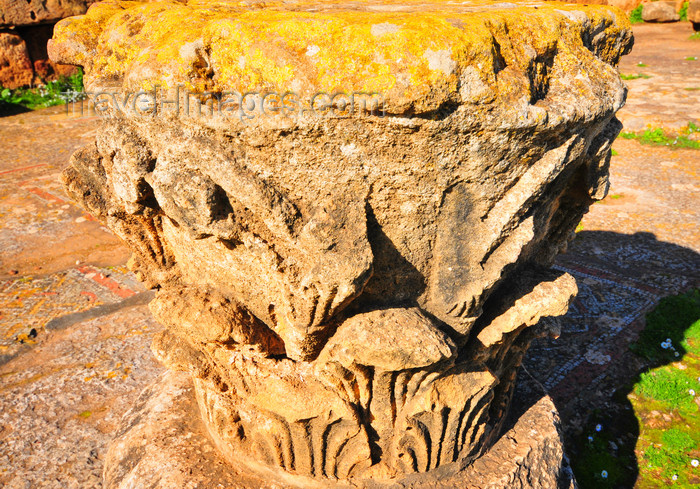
left=572, top=290, right=700, bottom=488
left=570, top=394, right=640, bottom=489
left=688, top=57, right=698, bottom=62
left=630, top=5, right=644, bottom=24
left=572, top=431, right=631, bottom=488
left=691, top=32, right=700, bottom=41
left=621, top=73, right=652, bottom=80
left=631, top=289, right=700, bottom=363
left=642, top=428, right=697, bottom=479
left=620, top=127, right=700, bottom=150
left=637, top=62, right=648, bottom=68
left=680, top=1, right=689, bottom=22
left=0, top=69, right=84, bottom=113
left=636, top=368, right=698, bottom=414
left=629, top=289, right=700, bottom=487
left=611, top=149, right=619, bottom=156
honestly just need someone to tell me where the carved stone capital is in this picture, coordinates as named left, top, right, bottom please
left=51, top=1, right=632, bottom=486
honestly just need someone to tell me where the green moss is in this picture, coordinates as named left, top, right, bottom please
left=691, top=32, right=700, bottom=41
left=661, top=429, right=695, bottom=455
left=611, top=148, right=619, bottom=156
left=679, top=2, right=688, bottom=22
left=630, top=5, right=644, bottom=24
left=636, top=402, right=700, bottom=484
left=687, top=56, right=698, bottom=61
left=571, top=438, right=626, bottom=488
left=0, top=70, right=84, bottom=114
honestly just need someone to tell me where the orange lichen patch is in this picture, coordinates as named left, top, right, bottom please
left=49, top=0, right=632, bottom=113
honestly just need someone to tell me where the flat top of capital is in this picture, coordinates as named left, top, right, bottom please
left=50, top=0, right=632, bottom=114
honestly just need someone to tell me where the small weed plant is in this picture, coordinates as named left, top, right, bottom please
left=620, top=125, right=700, bottom=150
left=630, top=5, right=644, bottom=24
left=621, top=73, right=651, bottom=80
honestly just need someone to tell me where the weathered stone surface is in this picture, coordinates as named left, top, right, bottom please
left=0, top=0, right=97, bottom=28
left=105, top=370, right=576, bottom=489
left=642, top=1, right=681, bottom=22
left=0, top=0, right=94, bottom=88
left=0, top=301, right=163, bottom=489
left=50, top=1, right=632, bottom=114
left=689, top=1, right=700, bottom=30
left=50, top=1, right=632, bottom=487
left=610, top=0, right=643, bottom=11
left=547, top=0, right=642, bottom=13
left=0, top=24, right=78, bottom=89
left=0, top=31, right=34, bottom=88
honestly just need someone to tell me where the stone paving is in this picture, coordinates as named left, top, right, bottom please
left=0, top=21, right=698, bottom=488
left=0, top=265, right=144, bottom=364
left=526, top=227, right=699, bottom=429
left=0, top=105, right=129, bottom=279
left=0, top=304, right=162, bottom=489
left=0, top=104, right=157, bottom=488
left=0, top=104, right=136, bottom=366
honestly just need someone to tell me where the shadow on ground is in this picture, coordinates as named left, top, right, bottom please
left=517, top=230, right=700, bottom=488
left=0, top=102, right=32, bottom=117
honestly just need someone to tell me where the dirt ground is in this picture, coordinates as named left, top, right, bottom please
left=615, top=22, right=699, bottom=132
left=0, top=21, right=698, bottom=489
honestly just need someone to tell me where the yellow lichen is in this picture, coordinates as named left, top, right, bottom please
left=50, top=0, right=632, bottom=113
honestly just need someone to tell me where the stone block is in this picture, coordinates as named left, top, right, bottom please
left=642, top=1, right=681, bottom=22
left=0, top=31, right=33, bottom=89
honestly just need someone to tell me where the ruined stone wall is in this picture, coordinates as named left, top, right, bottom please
left=0, top=0, right=96, bottom=88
